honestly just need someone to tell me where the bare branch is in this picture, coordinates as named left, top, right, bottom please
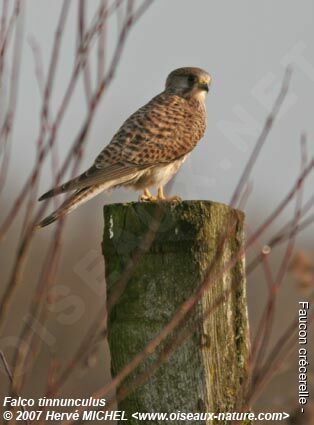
left=230, top=68, right=292, bottom=207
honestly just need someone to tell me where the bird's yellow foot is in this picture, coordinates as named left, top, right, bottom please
left=139, top=189, right=158, bottom=202
left=165, top=195, right=182, bottom=202
left=139, top=188, right=182, bottom=202
left=157, top=187, right=181, bottom=202
left=139, top=194, right=158, bottom=202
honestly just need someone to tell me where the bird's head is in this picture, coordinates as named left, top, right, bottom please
left=165, top=67, right=211, bottom=101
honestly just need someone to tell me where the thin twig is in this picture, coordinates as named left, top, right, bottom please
left=247, top=193, right=314, bottom=274
left=0, top=0, right=71, bottom=333
left=248, top=305, right=314, bottom=405
left=0, top=351, right=29, bottom=425
left=97, top=0, right=107, bottom=85
left=230, top=68, right=292, bottom=207
left=78, top=0, right=92, bottom=105
left=246, top=157, right=314, bottom=248
left=0, top=0, right=23, bottom=193
left=252, top=135, right=307, bottom=371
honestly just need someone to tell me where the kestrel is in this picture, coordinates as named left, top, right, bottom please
left=38, top=67, right=211, bottom=227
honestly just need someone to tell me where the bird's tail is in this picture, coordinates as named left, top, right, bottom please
left=37, top=184, right=106, bottom=228
left=38, top=163, right=137, bottom=201
left=38, top=172, right=90, bottom=201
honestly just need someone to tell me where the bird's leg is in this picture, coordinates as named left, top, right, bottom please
left=157, top=186, right=166, bottom=200
left=157, top=186, right=182, bottom=202
left=139, top=188, right=157, bottom=202
left=144, top=188, right=152, bottom=198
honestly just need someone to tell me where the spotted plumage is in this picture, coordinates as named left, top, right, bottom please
left=38, top=67, right=211, bottom=228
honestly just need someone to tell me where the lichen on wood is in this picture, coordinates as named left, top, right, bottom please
left=103, top=200, right=250, bottom=425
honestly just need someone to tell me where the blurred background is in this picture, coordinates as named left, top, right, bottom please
left=1, top=0, right=314, bottom=423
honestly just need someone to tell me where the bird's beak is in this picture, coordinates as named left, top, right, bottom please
left=198, top=81, right=210, bottom=92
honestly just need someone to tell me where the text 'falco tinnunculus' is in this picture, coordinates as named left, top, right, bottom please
left=38, top=67, right=211, bottom=227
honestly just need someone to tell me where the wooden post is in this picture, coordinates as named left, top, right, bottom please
left=103, top=201, right=250, bottom=424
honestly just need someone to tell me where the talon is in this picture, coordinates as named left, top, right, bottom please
left=139, top=187, right=182, bottom=203
left=157, top=187, right=182, bottom=202
left=139, top=188, right=157, bottom=202
left=139, top=194, right=158, bottom=202
left=167, top=195, right=182, bottom=202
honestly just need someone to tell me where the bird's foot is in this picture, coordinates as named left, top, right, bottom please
left=164, top=195, right=182, bottom=202
left=139, top=194, right=159, bottom=202
left=139, top=188, right=182, bottom=203
left=139, top=189, right=158, bottom=202
left=157, top=187, right=181, bottom=202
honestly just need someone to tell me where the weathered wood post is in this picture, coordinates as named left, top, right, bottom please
left=103, top=201, right=250, bottom=424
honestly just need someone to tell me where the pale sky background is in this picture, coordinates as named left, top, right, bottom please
left=1, top=0, right=314, bottom=417
left=8, top=0, right=314, bottom=221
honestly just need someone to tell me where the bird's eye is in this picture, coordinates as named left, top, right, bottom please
left=187, top=75, right=195, bottom=83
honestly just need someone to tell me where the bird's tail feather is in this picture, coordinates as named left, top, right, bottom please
left=37, top=184, right=107, bottom=228
left=38, top=174, right=86, bottom=201
left=38, top=164, right=143, bottom=201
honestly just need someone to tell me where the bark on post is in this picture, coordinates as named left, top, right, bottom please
left=103, top=201, right=250, bottom=424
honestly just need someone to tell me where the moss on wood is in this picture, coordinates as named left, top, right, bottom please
left=103, top=201, right=250, bottom=425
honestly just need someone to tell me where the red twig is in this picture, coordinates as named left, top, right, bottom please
left=230, top=68, right=292, bottom=207
left=251, top=135, right=307, bottom=372
left=247, top=193, right=314, bottom=274
left=78, top=0, right=92, bottom=105
left=0, top=350, right=29, bottom=425
left=0, top=0, right=23, bottom=193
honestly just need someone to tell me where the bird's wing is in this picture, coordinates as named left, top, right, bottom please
left=64, top=162, right=146, bottom=189
left=94, top=92, right=206, bottom=169
left=38, top=163, right=148, bottom=200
